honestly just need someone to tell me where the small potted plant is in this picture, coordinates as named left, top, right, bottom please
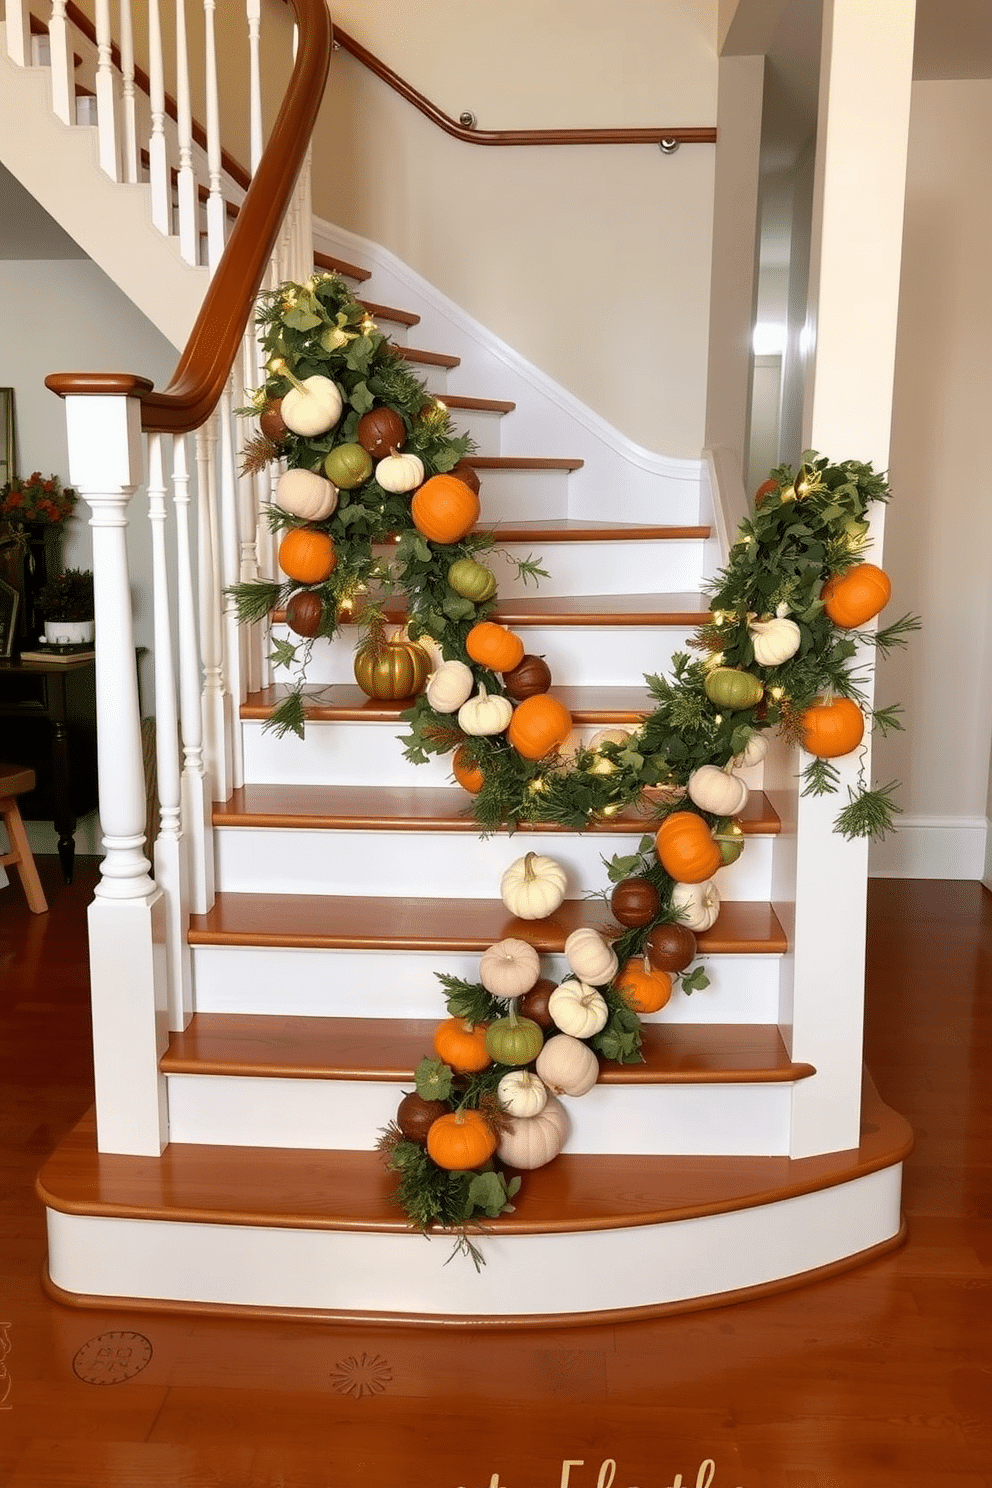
left=36, top=568, right=95, bottom=646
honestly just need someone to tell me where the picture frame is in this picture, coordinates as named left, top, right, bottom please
left=0, top=388, right=14, bottom=487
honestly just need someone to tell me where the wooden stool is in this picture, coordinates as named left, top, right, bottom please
left=0, top=764, right=49, bottom=914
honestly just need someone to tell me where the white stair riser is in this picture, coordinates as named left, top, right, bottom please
left=272, top=624, right=698, bottom=686
left=213, top=827, right=773, bottom=899
left=165, top=1073, right=796, bottom=1156
left=242, top=718, right=455, bottom=786
left=45, top=1166, right=904, bottom=1317
left=486, top=538, right=706, bottom=598
left=191, top=945, right=784, bottom=1023
left=476, top=467, right=571, bottom=521
left=442, top=406, right=505, bottom=456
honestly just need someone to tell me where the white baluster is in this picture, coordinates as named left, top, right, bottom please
left=174, top=0, right=198, bottom=264
left=118, top=0, right=138, bottom=182
left=202, top=0, right=225, bottom=270
left=62, top=392, right=168, bottom=1156
left=239, top=333, right=263, bottom=694
left=146, top=0, right=169, bottom=234
left=196, top=418, right=233, bottom=799
left=147, top=434, right=193, bottom=1031
left=94, top=0, right=121, bottom=180
left=246, top=0, right=263, bottom=172
left=172, top=436, right=214, bottom=913
left=4, top=0, right=30, bottom=66
left=218, top=382, right=246, bottom=789
left=48, top=0, right=75, bottom=125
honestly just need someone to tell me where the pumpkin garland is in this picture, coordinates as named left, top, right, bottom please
left=231, top=275, right=919, bottom=1265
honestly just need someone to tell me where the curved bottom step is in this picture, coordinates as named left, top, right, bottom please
left=38, top=1081, right=911, bottom=1325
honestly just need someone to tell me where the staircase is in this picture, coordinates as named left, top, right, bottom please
left=6, top=2, right=912, bottom=1322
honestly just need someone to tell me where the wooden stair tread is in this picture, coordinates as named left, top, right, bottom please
left=491, top=592, right=708, bottom=625
left=433, top=393, right=516, bottom=414
left=213, top=783, right=781, bottom=836
left=242, top=682, right=658, bottom=722
left=188, top=896, right=787, bottom=955
left=477, top=519, right=710, bottom=541
left=467, top=455, right=584, bottom=471
left=399, top=347, right=460, bottom=369
left=357, top=297, right=420, bottom=328
left=313, top=250, right=370, bottom=282
left=162, top=1015, right=814, bottom=1085
left=37, top=1082, right=911, bottom=1235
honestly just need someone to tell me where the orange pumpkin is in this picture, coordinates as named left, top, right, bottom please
left=754, top=477, right=779, bottom=509
left=821, top=563, right=891, bottom=628
left=410, top=474, right=481, bottom=545
left=433, top=1018, right=492, bottom=1073
left=278, top=527, right=337, bottom=584
left=452, top=745, right=485, bottom=795
left=507, top=694, right=573, bottom=761
left=427, top=1108, right=498, bottom=1171
left=465, top=621, right=525, bottom=673
left=655, top=811, right=723, bottom=883
left=800, top=696, right=865, bottom=759
left=615, top=955, right=673, bottom=1014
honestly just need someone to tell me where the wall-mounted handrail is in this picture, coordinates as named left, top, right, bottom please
left=45, top=0, right=332, bottom=432
left=332, top=25, right=716, bottom=149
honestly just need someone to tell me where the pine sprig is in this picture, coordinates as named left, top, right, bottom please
left=868, top=612, right=921, bottom=655
left=834, top=781, right=902, bottom=841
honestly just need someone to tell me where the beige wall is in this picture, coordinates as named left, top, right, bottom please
left=876, top=79, right=992, bottom=825
left=309, top=2, right=719, bottom=456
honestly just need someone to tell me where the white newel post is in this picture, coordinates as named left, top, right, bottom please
left=63, top=392, right=169, bottom=1156
left=786, top=0, right=916, bottom=1158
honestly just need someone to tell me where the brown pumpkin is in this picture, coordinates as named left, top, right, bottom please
left=615, top=955, right=673, bottom=1014
left=411, top=475, right=481, bottom=545
left=426, top=1108, right=497, bottom=1171
left=278, top=528, right=337, bottom=585
left=503, top=653, right=552, bottom=700
left=357, top=406, right=405, bottom=460
left=610, top=877, right=660, bottom=928
left=516, top=978, right=558, bottom=1030
left=433, top=1018, right=492, bottom=1073
left=507, top=694, right=573, bottom=761
left=452, top=745, right=485, bottom=795
left=449, top=460, right=482, bottom=495
left=655, top=811, right=723, bottom=883
left=754, top=477, right=778, bottom=509
left=396, top=1092, right=450, bottom=1144
left=285, top=590, right=324, bottom=638
left=821, top=563, right=892, bottom=628
left=645, top=921, right=697, bottom=973
left=259, top=398, right=288, bottom=442
left=800, top=696, right=865, bottom=758
left=353, top=631, right=431, bottom=701
left=465, top=621, right=524, bottom=674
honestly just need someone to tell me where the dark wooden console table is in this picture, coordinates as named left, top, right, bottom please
left=0, top=653, right=97, bottom=882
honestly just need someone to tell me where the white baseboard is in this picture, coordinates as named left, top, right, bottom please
left=869, top=815, right=987, bottom=879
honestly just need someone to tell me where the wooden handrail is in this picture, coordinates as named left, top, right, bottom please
left=332, top=25, right=716, bottom=149
left=46, top=0, right=333, bottom=433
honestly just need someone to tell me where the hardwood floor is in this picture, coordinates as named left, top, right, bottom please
left=1, top=861, right=989, bottom=1487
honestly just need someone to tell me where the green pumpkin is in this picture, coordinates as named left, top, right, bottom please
left=447, top=557, right=497, bottom=603
left=484, top=1014, right=544, bottom=1068
left=324, top=443, right=374, bottom=490
left=704, top=667, right=764, bottom=712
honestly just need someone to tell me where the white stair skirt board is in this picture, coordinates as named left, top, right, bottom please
left=45, top=1162, right=904, bottom=1318
left=312, top=218, right=706, bottom=527
left=165, top=1074, right=798, bottom=1156
left=211, top=827, right=774, bottom=901
left=190, top=945, right=785, bottom=1024
left=868, top=815, right=987, bottom=880
left=272, top=625, right=700, bottom=688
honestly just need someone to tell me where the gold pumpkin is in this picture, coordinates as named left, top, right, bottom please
left=354, top=631, right=431, bottom=700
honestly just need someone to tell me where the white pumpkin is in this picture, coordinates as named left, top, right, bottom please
left=280, top=375, right=343, bottom=437
left=458, top=685, right=513, bottom=737
left=687, top=764, right=749, bottom=817
left=749, top=604, right=801, bottom=667
left=500, top=852, right=568, bottom=921
left=671, top=878, right=721, bottom=932
left=563, top=927, right=619, bottom=986
left=375, top=450, right=425, bottom=494
left=535, top=1034, right=600, bottom=1097
left=426, top=659, right=474, bottom=714
left=588, top=728, right=631, bottom=750
left=497, top=1095, right=569, bottom=1169
left=275, top=467, right=339, bottom=522
left=732, top=731, right=768, bottom=769
left=479, top=938, right=540, bottom=999
left=548, top=979, right=609, bottom=1039
left=497, top=1068, right=548, bottom=1120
